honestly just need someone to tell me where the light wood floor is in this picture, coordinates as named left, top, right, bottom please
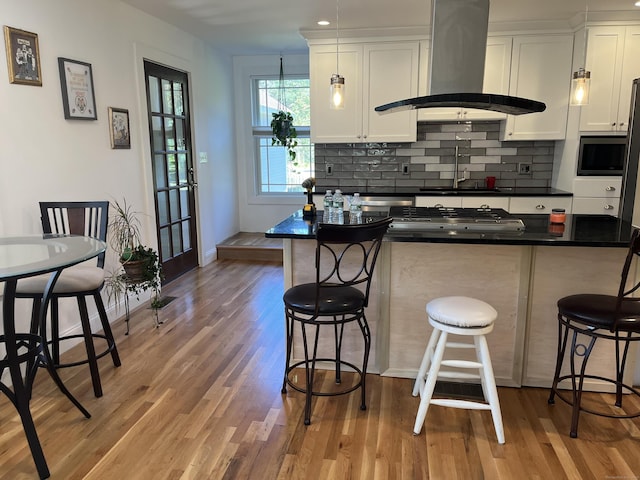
left=3, top=259, right=640, bottom=479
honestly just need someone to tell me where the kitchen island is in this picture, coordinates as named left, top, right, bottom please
left=266, top=210, right=636, bottom=391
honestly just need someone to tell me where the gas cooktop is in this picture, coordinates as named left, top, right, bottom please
left=388, top=206, right=526, bottom=232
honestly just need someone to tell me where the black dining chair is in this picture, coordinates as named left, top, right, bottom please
left=281, top=217, right=392, bottom=425
left=548, top=227, right=640, bottom=437
left=16, top=201, right=121, bottom=397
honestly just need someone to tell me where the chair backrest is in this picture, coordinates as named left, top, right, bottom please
left=39, top=201, right=109, bottom=268
left=315, top=217, right=393, bottom=308
left=615, top=227, right=640, bottom=331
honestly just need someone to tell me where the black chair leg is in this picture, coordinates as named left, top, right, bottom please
left=94, top=293, right=121, bottom=367
left=359, top=315, right=371, bottom=411
left=282, top=313, right=293, bottom=394
left=77, top=296, right=103, bottom=397
left=548, top=316, right=570, bottom=405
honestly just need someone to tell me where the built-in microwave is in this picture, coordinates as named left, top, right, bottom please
left=577, top=135, right=627, bottom=176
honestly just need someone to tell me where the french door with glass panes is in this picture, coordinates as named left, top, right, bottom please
left=144, top=61, right=198, bottom=283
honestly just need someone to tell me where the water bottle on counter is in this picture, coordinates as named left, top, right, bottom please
left=332, top=189, right=344, bottom=224
left=349, top=192, right=363, bottom=224
left=323, top=189, right=333, bottom=223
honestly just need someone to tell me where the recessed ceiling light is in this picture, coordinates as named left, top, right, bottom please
left=636, top=1, right=640, bottom=6
left=317, top=20, right=331, bottom=26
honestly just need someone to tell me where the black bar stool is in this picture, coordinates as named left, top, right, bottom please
left=281, top=217, right=392, bottom=425
left=548, top=228, right=640, bottom=437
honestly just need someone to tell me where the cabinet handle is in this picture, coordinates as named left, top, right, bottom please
left=604, top=204, right=614, bottom=210
left=480, top=204, right=490, bottom=209
left=612, top=122, right=617, bottom=126
left=434, top=203, right=443, bottom=208
left=620, top=122, right=625, bottom=127
left=605, top=186, right=616, bottom=191
left=535, top=204, right=545, bottom=210
left=508, top=132, right=513, bottom=136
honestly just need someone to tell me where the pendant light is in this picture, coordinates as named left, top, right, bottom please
left=330, top=0, right=345, bottom=109
left=570, top=5, right=591, bottom=106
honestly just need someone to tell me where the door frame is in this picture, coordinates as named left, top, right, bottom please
left=132, top=44, right=202, bottom=276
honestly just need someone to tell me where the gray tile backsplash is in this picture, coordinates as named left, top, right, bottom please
left=314, top=121, right=555, bottom=193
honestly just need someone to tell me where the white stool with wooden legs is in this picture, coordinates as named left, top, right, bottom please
left=412, top=296, right=505, bottom=444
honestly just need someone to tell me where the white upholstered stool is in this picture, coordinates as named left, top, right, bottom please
left=412, top=296, right=505, bottom=444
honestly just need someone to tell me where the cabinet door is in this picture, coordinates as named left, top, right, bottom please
left=572, top=198, right=619, bottom=215
left=579, top=26, right=625, bottom=132
left=461, top=196, right=509, bottom=209
left=364, top=42, right=418, bottom=142
left=617, top=26, right=640, bottom=130
left=418, top=37, right=512, bottom=122
left=415, top=196, right=462, bottom=208
left=508, top=196, right=572, bottom=214
left=463, top=37, right=512, bottom=121
left=309, top=44, right=363, bottom=143
left=502, top=35, right=573, bottom=141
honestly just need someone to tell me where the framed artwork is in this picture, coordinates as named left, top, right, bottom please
left=58, top=57, right=97, bottom=120
left=108, top=107, right=131, bottom=149
left=3, top=26, right=42, bottom=86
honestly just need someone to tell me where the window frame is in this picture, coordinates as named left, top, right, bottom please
left=232, top=54, right=311, bottom=207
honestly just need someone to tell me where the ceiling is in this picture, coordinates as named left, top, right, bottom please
left=120, top=0, right=640, bottom=54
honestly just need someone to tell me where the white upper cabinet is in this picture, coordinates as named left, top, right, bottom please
left=309, top=41, right=419, bottom=144
left=418, top=36, right=513, bottom=122
left=579, top=26, right=640, bottom=133
left=501, top=34, right=574, bottom=141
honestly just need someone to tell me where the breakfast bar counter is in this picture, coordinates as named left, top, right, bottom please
left=266, top=211, right=637, bottom=391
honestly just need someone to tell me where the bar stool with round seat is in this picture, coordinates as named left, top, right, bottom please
left=281, top=217, right=392, bottom=425
left=412, top=296, right=505, bottom=444
left=548, top=228, right=640, bottom=438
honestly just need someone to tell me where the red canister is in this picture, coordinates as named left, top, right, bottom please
left=550, top=208, right=566, bottom=224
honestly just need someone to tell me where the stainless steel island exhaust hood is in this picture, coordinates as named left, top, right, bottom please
left=375, top=0, right=546, bottom=116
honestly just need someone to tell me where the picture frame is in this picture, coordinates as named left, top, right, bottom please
left=108, top=107, right=131, bottom=149
left=3, top=26, right=42, bottom=86
left=58, top=57, right=97, bottom=120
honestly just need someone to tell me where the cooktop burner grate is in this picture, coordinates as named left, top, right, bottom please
left=388, top=206, right=525, bottom=232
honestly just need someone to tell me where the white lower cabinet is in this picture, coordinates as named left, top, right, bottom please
left=415, top=196, right=462, bottom=208
left=508, top=196, right=573, bottom=214
left=572, top=177, right=622, bottom=215
left=461, top=196, right=510, bottom=210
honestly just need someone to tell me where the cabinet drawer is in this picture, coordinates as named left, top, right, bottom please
left=461, top=197, right=510, bottom=210
left=508, top=196, right=572, bottom=214
left=572, top=177, right=622, bottom=198
left=572, top=198, right=619, bottom=215
left=415, top=196, right=462, bottom=208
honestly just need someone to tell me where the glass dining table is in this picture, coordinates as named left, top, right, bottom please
left=0, top=234, right=106, bottom=479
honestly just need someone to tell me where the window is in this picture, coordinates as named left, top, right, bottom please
left=252, top=77, right=313, bottom=194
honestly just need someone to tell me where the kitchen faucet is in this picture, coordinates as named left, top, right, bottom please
left=453, top=144, right=470, bottom=189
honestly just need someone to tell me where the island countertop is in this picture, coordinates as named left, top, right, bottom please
left=265, top=210, right=635, bottom=248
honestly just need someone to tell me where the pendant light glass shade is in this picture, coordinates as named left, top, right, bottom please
left=571, top=4, right=590, bottom=106
left=330, top=74, right=345, bottom=109
left=570, top=68, right=591, bottom=106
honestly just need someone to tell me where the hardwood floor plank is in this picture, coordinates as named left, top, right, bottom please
left=4, top=259, right=640, bottom=479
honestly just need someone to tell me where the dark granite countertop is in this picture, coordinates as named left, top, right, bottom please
left=331, top=187, right=572, bottom=197
left=266, top=210, right=634, bottom=247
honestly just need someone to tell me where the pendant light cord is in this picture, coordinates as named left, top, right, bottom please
left=336, top=0, right=340, bottom=74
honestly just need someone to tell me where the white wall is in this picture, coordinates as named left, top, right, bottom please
left=233, top=54, right=308, bottom=232
left=0, top=0, right=237, bottom=338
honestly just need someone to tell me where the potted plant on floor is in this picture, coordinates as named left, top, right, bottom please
left=105, top=198, right=163, bottom=332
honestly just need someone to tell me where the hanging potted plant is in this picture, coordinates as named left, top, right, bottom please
left=105, top=198, right=163, bottom=330
left=271, top=57, right=298, bottom=165
left=271, top=110, right=298, bottom=164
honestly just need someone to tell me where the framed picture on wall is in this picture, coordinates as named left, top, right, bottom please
left=3, top=26, right=42, bottom=86
left=108, top=107, right=131, bottom=149
left=58, top=57, right=97, bottom=120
